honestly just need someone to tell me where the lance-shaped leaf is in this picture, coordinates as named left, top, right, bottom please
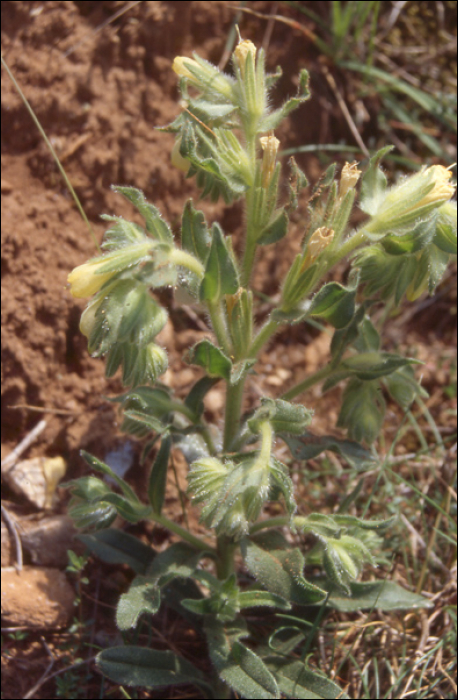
left=308, top=277, right=358, bottom=329
left=282, top=431, right=377, bottom=471
left=186, top=339, right=232, bottom=379
left=100, top=214, right=148, bottom=251
left=320, top=579, right=433, bottom=612
left=322, top=534, right=376, bottom=594
left=115, top=543, right=208, bottom=631
left=146, top=542, right=207, bottom=586
left=147, top=435, right=171, bottom=514
left=259, top=68, right=311, bottom=132
left=257, top=208, right=289, bottom=246
left=241, top=533, right=326, bottom=605
left=337, top=379, right=385, bottom=444
left=199, top=223, right=239, bottom=302
left=380, top=214, right=436, bottom=255
left=116, top=574, right=162, bottom=629
left=112, top=186, right=173, bottom=244
left=184, top=376, right=220, bottom=418
left=266, top=658, right=349, bottom=699
left=341, top=351, right=421, bottom=381
left=359, top=145, right=394, bottom=217
left=384, top=364, right=428, bottom=410
left=97, top=647, right=212, bottom=695
left=204, top=619, right=280, bottom=700
left=287, top=156, right=309, bottom=211
left=181, top=199, right=211, bottom=263
left=228, top=288, right=253, bottom=360
left=77, top=529, right=156, bottom=574
left=434, top=201, right=457, bottom=254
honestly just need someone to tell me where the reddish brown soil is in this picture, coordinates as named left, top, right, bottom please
left=1, top=2, right=456, bottom=699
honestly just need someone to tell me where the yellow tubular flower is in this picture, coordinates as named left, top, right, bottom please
left=67, top=260, right=117, bottom=299
left=233, top=39, right=256, bottom=78
left=302, top=227, right=335, bottom=269
left=339, top=161, right=361, bottom=198
left=172, top=56, right=199, bottom=81
left=171, top=137, right=190, bottom=173
left=260, top=132, right=280, bottom=188
left=414, top=165, right=455, bottom=207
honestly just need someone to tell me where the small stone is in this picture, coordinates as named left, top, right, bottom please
left=1, top=566, right=75, bottom=628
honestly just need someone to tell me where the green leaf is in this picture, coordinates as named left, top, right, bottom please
left=80, top=451, right=139, bottom=504
left=380, top=215, right=436, bottom=255
left=112, top=186, right=173, bottom=244
left=68, top=498, right=117, bottom=531
left=77, top=529, right=156, bottom=574
left=266, top=658, right=349, bottom=699
left=324, top=579, right=433, bottom=612
left=123, top=409, right=169, bottom=435
left=146, top=542, right=207, bottom=586
left=258, top=208, right=289, bottom=245
left=359, top=146, right=394, bottom=217
left=352, top=316, right=380, bottom=353
left=181, top=199, right=211, bottom=263
left=230, top=359, right=256, bottom=385
left=341, top=351, right=421, bottom=381
left=434, top=202, right=457, bottom=254
left=287, top=157, right=309, bottom=210
left=186, top=339, right=232, bottom=379
left=97, top=646, right=211, bottom=695
left=148, top=435, right=171, bottom=514
left=239, top=590, right=291, bottom=611
left=116, top=574, right=161, bottom=629
left=199, top=223, right=239, bottom=301
left=205, top=619, right=280, bottom=699
left=337, top=379, right=385, bottom=444
left=241, top=536, right=326, bottom=605
left=259, top=68, right=311, bottom=132
left=100, top=214, right=147, bottom=250
left=330, top=304, right=368, bottom=364
left=384, top=364, right=428, bottom=410
left=282, top=431, right=377, bottom=470
left=184, top=376, right=220, bottom=418
left=309, top=279, right=357, bottom=329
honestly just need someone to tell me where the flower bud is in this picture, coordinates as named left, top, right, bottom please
left=172, top=55, right=233, bottom=98
left=233, top=39, right=256, bottom=78
left=172, top=56, right=199, bottom=81
left=79, top=295, right=104, bottom=339
left=339, top=161, right=361, bottom=198
left=171, top=137, right=190, bottom=173
left=68, top=260, right=117, bottom=299
left=302, top=227, right=335, bottom=269
left=260, top=132, right=280, bottom=188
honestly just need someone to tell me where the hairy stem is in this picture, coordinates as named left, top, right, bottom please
left=223, top=377, right=246, bottom=451
left=151, top=511, right=214, bottom=553
left=280, top=364, right=336, bottom=401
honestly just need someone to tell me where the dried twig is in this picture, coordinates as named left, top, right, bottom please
left=1, top=419, right=47, bottom=472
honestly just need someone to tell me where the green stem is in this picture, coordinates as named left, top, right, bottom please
left=207, top=300, right=232, bottom=356
left=325, top=227, right=368, bottom=267
left=216, top=534, right=237, bottom=579
left=169, top=248, right=205, bottom=278
left=223, top=377, right=246, bottom=451
left=249, top=317, right=281, bottom=358
left=281, top=364, right=336, bottom=401
left=151, top=511, right=214, bottom=553
left=249, top=515, right=290, bottom=535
